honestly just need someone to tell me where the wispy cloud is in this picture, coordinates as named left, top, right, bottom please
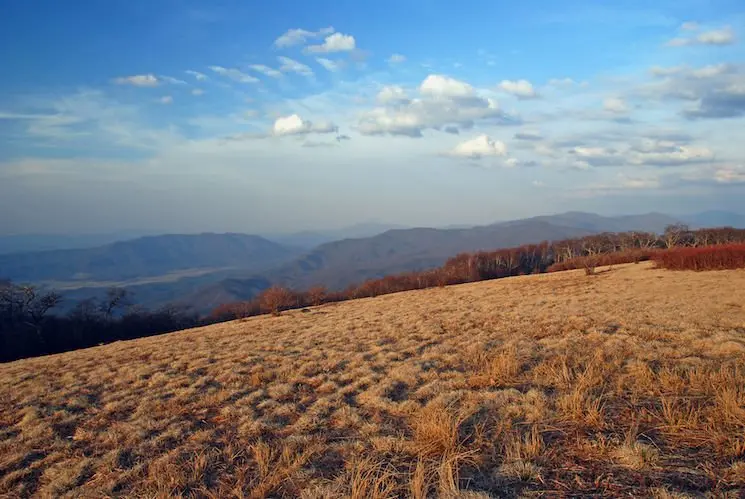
left=274, top=27, right=335, bottom=48
left=249, top=64, right=282, bottom=78
left=278, top=56, right=314, bottom=77
left=316, top=58, right=341, bottom=72
left=667, top=26, right=736, bottom=47
left=185, top=70, right=208, bottom=81
left=113, top=74, right=160, bottom=87
left=387, top=54, right=406, bottom=65
left=208, top=66, right=259, bottom=83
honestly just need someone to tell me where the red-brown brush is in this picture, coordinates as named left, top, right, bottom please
left=652, top=244, right=745, bottom=271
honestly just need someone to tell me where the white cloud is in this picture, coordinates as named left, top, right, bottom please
left=278, top=56, right=314, bottom=76
left=603, top=97, right=628, bottom=114
left=387, top=54, right=406, bottom=64
left=316, top=58, right=340, bottom=72
left=629, top=145, right=714, bottom=166
left=420, top=74, right=474, bottom=98
left=446, top=134, right=507, bottom=159
left=274, top=27, right=335, bottom=48
left=113, top=74, right=159, bottom=87
left=208, top=66, right=259, bottom=83
left=667, top=26, right=736, bottom=47
left=498, top=79, right=539, bottom=99
left=160, top=75, right=187, bottom=85
left=249, top=64, right=282, bottom=78
left=192, top=89, right=205, bottom=96
left=358, top=75, right=515, bottom=137
left=305, top=32, right=356, bottom=53
left=158, top=96, right=174, bottom=104
left=547, top=77, right=577, bottom=86
left=697, top=27, right=736, bottom=45
left=272, top=114, right=337, bottom=136
left=185, top=70, right=208, bottom=81
left=377, top=85, right=409, bottom=104
left=690, top=63, right=734, bottom=78
left=650, top=65, right=685, bottom=77
left=714, top=166, right=745, bottom=184
left=681, top=21, right=699, bottom=31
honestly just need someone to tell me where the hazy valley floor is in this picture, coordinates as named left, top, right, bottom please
left=1, top=262, right=745, bottom=497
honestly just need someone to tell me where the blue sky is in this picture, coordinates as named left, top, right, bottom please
left=1, top=0, right=744, bottom=234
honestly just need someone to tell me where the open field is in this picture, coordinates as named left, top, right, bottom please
left=1, top=262, right=745, bottom=497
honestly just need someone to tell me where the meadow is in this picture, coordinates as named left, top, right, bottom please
left=1, top=262, right=744, bottom=497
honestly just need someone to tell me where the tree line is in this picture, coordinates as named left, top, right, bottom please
left=211, top=225, right=745, bottom=320
left=2, top=224, right=745, bottom=362
left=0, top=284, right=199, bottom=362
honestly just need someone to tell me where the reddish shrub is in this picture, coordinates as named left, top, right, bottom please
left=258, top=286, right=294, bottom=316
left=651, top=244, right=745, bottom=271
left=547, top=249, right=659, bottom=273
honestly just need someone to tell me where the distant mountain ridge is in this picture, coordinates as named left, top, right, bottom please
left=3, top=210, right=744, bottom=315
left=179, top=211, right=718, bottom=313
left=0, top=233, right=298, bottom=284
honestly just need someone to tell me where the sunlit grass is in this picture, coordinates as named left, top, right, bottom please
left=1, top=262, right=745, bottom=496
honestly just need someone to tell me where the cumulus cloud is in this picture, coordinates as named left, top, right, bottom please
left=445, top=135, right=507, bottom=159
left=643, top=63, right=744, bottom=111
left=498, top=79, right=539, bottom=99
left=603, top=97, right=628, bottom=114
left=158, top=96, right=173, bottom=104
left=681, top=21, right=699, bottom=31
left=249, top=64, right=282, bottom=78
left=278, top=56, right=314, bottom=76
left=387, top=54, right=406, bottom=64
left=113, top=74, right=159, bottom=87
left=667, top=26, right=735, bottom=47
left=191, top=89, right=204, bottom=96
left=358, top=75, right=516, bottom=137
left=377, top=85, right=409, bottom=104
left=185, top=70, right=208, bottom=81
left=646, top=64, right=745, bottom=119
left=684, top=84, right=745, bottom=118
left=209, top=66, right=259, bottom=83
left=316, top=58, right=340, bottom=72
left=272, top=114, right=337, bottom=136
left=274, top=27, right=335, bottom=48
left=420, top=74, right=474, bottom=99
left=305, top=33, right=356, bottom=53
left=566, top=137, right=714, bottom=168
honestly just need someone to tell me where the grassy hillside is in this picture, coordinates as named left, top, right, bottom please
left=1, top=263, right=744, bottom=496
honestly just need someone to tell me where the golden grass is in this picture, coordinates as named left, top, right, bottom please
left=2, top=262, right=745, bottom=496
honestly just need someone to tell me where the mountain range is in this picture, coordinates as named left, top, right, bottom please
left=2, top=210, right=743, bottom=315
left=178, top=212, right=685, bottom=312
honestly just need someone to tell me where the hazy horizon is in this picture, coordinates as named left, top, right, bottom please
left=2, top=0, right=744, bottom=235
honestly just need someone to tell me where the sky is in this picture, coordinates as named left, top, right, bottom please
left=1, top=0, right=744, bottom=235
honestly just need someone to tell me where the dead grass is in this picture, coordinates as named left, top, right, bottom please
left=1, top=262, right=745, bottom=496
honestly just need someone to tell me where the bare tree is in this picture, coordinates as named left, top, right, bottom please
left=259, top=286, right=294, bottom=316
left=100, top=287, right=132, bottom=319
left=307, top=286, right=327, bottom=307
left=663, top=224, right=690, bottom=249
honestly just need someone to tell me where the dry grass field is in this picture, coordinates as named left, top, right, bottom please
left=2, top=262, right=745, bottom=497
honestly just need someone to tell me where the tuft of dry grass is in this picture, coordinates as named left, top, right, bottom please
left=1, top=262, right=745, bottom=496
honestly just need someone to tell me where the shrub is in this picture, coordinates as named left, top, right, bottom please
left=651, top=244, right=745, bottom=271
left=258, top=286, right=294, bottom=316
left=547, top=249, right=659, bottom=273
